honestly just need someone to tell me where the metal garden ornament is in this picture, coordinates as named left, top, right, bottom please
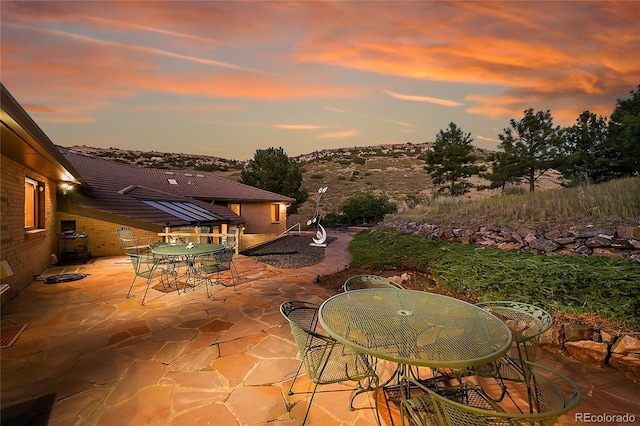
left=308, top=187, right=328, bottom=247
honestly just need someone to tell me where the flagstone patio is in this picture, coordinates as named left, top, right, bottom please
left=1, top=231, right=638, bottom=425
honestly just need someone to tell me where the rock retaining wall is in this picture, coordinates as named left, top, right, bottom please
left=382, top=221, right=640, bottom=262
left=541, top=325, right=640, bottom=383
left=381, top=221, right=640, bottom=382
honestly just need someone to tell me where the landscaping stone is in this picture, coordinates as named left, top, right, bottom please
left=616, top=226, right=640, bottom=239
left=563, top=324, right=594, bottom=342
left=608, top=353, right=640, bottom=383
left=586, top=234, right=614, bottom=247
left=600, top=329, right=618, bottom=345
left=574, top=245, right=593, bottom=255
left=612, top=334, right=640, bottom=355
left=529, top=238, right=561, bottom=253
left=539, top=325, right=564, bottom=351
left=565, top=341, right=609, bottom=366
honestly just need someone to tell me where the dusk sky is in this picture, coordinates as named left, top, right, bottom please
left=2, top=1, right=638, bottom=160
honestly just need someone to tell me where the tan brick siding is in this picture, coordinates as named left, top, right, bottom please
left=56, top=212, right=163, bottom=257
left=1, top=155, right=58, bottom=306
left=238, top=202, right=288, bottom=234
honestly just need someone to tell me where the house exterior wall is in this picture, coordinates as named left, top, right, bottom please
left=239, top=202, right=288, bottom=234
left=56, top=212, right=163, bottom=257
left=1, top=155, right=58, bottom=307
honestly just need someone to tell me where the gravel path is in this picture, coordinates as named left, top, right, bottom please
left=242, top=234, right=336, bottom=268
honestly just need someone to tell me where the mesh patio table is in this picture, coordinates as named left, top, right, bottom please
left=152, top=243, right=224, bottom=288
left=318, top=288, right=512, bottom=369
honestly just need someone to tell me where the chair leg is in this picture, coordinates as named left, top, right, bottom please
left=230, top=263, right=238, bottom=290
left=204, top=274, right=213, bottom=298
left=126, top=276, right=138, bottom=299
left=288, top=360, right=305, bottom=396
left=302, top=382, right=320, bottom=425
left=140, top=277, right=153, bottom=306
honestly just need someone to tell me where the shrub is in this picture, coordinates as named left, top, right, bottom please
left=341, top=191, right=397, bottom=225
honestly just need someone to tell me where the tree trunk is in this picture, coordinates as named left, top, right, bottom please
left=529, top=169, right=535, bottom=192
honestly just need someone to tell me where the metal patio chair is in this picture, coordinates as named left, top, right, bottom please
left=177, top=226, right=196, bottom=244
left=117, top=227, right=153, bottom=254
left=126, top=253, right=177, bottom=305
left=343, top=274, right=404, bottom=292
left=475, top=301, right=553, bottom=364
left=473, top=301, right=554, bottom=409
left=194, top=248, right=238, bottom=297
left=401, top=361, right=580, bottom=426
left=198, top=225, right=211, bottom=244
left=280, top=301, right=379, bottom=425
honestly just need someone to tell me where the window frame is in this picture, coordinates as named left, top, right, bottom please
left=24, top=177, right=42, bottom=230
left=270, top=203, right=281, bottom=223
left=229, top=203, right=241, bottom=216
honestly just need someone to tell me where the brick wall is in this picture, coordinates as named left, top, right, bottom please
left=240, top=202, right=287, bottom=234
left=56, top=212, right=163, bottom=257
left=1, top=156, right=58, bottom=306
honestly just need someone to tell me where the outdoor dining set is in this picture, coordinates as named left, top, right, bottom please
left=117, top=227, right=581, bottom=425
left=281, top=274, right=582, bottom=426
left=116, top=226, right=238, bottom=305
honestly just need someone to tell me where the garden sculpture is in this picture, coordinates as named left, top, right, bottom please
left=308, top=187, right=328, bottom=247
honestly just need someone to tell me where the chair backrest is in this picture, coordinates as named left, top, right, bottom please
left=281, top=300, right=320, bottom=335
left=179, top=226, right=195, bottom=243
left=418, top=362, right=580, bottom=426
left=280, top=301, right=337, bottom=383
left=198, top=248, right=234, bottom=273
left=117, top=227, right=136, bottom=249
left=126, top=253, right=157, bottom=278
left=475, top=301, right=553, bottom=362
left=343, top=274, right=403, bottom=292
left=216, top=248, right=234, bottom=271
left=198, top=226, right=210, bottom=244
left=280, top=301, right=376, bottom=386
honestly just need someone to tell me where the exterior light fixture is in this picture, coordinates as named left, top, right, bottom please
left=59, top=182, right=74, bottom=195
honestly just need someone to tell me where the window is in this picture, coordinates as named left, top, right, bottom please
left=229, top=203, right=241, bottom=216
left=271, top=203, right=280, bottom=223
left=25, top=177, right=41, bottom=229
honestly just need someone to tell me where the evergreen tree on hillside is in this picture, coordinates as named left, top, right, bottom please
left=607, top=86, right=640, bottom=179
left=493, top=109, right=565, bottom=192
left=240, top=147, right=309, bottom=213
left=424, top=122, right=485, bottom=196
left=560, top=111, right=611, bottom=185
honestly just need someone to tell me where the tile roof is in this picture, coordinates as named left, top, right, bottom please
left=59, top=148, right=296, bottom=227
left=141, top=168, right=295, bottom=202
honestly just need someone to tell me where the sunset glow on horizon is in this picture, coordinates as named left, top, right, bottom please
left=2, top=1, right=638, bottom=159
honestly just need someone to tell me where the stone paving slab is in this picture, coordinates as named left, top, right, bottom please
left=1, top=230, right=638, bottom=425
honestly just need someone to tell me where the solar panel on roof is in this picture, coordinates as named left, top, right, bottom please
left=141, top=200, right=221, bottom=221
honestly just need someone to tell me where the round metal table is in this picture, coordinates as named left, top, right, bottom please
left=152, top=243, right=224, bottom=258
left=319, top=288, right=512, bottom=369
left=152, top=243, right=224, bottom=288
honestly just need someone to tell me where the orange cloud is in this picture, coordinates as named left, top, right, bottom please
left=274, top=124, right=330, bottom=130
left=3, top=0, right=638, bottom=129
left=316, top=129, right=359, bottom=140
left=384, top=90, right=462, bottom=107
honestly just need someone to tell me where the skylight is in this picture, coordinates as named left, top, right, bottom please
left=141, top=200, right=221, bottom=221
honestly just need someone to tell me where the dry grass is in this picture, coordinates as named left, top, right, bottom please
left=391, top=176, right=640, bottom=230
